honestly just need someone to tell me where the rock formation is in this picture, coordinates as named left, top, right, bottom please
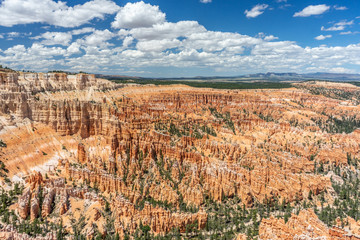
left=259, top=209, right=360, bottom=240
left=259, top=209, right=330, bottom=239
left=1, top=71, right=360, bottom=239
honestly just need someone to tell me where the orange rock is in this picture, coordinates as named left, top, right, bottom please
left=3, top=74, right=360, bottom=238
left=259, top=209, right=330, bottom=239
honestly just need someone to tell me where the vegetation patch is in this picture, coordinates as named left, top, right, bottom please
left=108, top=78, right=293, bottom=90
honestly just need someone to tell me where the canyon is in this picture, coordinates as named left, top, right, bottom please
left=1, top=70, right=360, bottom=239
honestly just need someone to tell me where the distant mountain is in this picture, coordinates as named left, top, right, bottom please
left=96, top=72, right=360, bottom=82
left=243, top=72, right=360, bottom=81
left=301, top=72, right=360, bottom=81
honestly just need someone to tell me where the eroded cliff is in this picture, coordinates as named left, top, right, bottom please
left=1, top=73, right=360, bottom=239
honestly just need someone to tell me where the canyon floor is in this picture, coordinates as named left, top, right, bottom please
left=1, top=71, right=360, bottom=239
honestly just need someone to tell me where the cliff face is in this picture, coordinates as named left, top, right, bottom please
left=0, top=227, right=56, bottom=240
left=259, top=209, right=360, bottom=240
left=112, top=195, right=207, bottom=237
left=0, top=71, right=116, bottom=119
left=259, top=209, right=330, bottom=239
left=18, top=72, right=110, bottom=92
left=57, top=87, right=339, bottom=208
left=1, top=73, right=360, bottom=239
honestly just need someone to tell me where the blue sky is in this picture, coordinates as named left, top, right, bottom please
left=0, top=0, right=359, bottom=77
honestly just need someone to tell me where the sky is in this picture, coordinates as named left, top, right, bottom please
left=0, top=0, right=359, bottom=77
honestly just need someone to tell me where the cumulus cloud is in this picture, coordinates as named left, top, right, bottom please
left=137, top=39, right=181, bottom=52
left=315, top=34, right=332, bottom=40
left=200, top=0, right=212, bottom=3
left=122, top=36, right=134, bottom=48
left=8, top=32, right=20, bottom=38
left=245, top=4, right=269, bottom=18
left=4, top=32, right=32, bottom=40
left=34, top=32, right=73, bottom=46
left=257, top=32, right=279, bottom=41
left=294, top=4, right=330, bottom=17
left=127, top=21, right=206, bottom=40
left=66, top=42, right=82, bottom=56
left=321, top=20, right=353, bottom=31
left=264, top=35, right=279, bottom=41
left=183, top=31, right=261, bottom=53
left=1, top=1, right=360, bottom=75
left=72, top=28, right=96, bottom=35
left=111, top=1, right=166, bottom=29
left=0, top=0, right=119, bottom=27
left=83, top=29, right=114, bottom=47
left=1, top=43, right=67, bottom=70
left=3, top=26, right=360, bottom=75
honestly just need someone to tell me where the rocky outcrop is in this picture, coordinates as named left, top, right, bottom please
left=259, top=209, right=360, bottom=240
left=259, top=209, right=330, bottom=239
left=41, top=188, right=55, bottom=218
left=3, top=78, right=360, bottom=239
left=0, top=226, right=56, bottom=240
left=78, top=143, right=88, bottom=164
left=58, top=189, right=69, bottom=215
left=17, top=173, right=101, bottom=220
left=17, top=188, right=31, bottom=219
left=18, top=72, right=114, bottom=93
left=0, top=71, right=117, bottom=120
left=235, top=233, right=247, bottom=240
left=112, top=195, right=207, bottom=235
left=30, top=191, right=40, bottom=220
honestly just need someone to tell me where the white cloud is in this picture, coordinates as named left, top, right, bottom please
left=200, top=0, right=212, bottom=3
left=183, top=31, right=261, bottom=53
left=334, top=6, right=347, bottom=11
left=2, top=1, right=360, bottom=75
left=122, top=36, right=134, bottom=48
left=0, top=34, right=3, bottom=39
left=72, top=28, right=96, bottom=35
left=315, top=34, right=332, bottom=40
left=279, top=4, right=291, bottom=10
left=294, top=4, right=330, bottom=17
left=4, top=32, right=32, bottom=40
left=264, top=35, right=279, bottom=41
left=111, top=1, right=166, bottom=29
left=127, top=21, right=206, bottom=41
left=245, top=4, right=269, bottom=18
left=0, top=0, right=119, bottom=27
left=35, top=32, right=73, bottom=46
left=257, top=32, right=279, bottom=41
left=66, top=42, right=82, bottom=55
left=3, top=27, right=360, bottom=75
left=1, top=43, right=66, bottom=70
left=83, top=29, right=114, bottom=47
left=8, top=32, right=20, bottom=38
left=329, top=67, right=354, bottom=73
left=321, top=20, right=353, bottom=31
left=137, top=39, right=181, bottom=52
left=340, top=31, right=352, bottom=35
left=340, top=31, right=360, bottom=35
left=121, top=49, right=145, bottom=58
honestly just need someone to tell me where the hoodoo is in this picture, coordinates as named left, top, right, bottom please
left=1, top=71, right=360, bottom=239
